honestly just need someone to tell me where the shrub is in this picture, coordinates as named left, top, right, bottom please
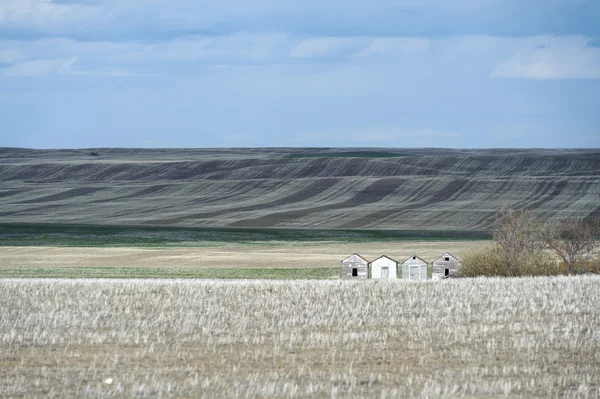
left=560, top=258, right=600, bottom=274
left=592, top=256, right=600, bottom=274
left=460, top=245, right=508, bottom=277
left=518, top=251, right=560, bottom=276
left=460, top=245, right=559, bottom=277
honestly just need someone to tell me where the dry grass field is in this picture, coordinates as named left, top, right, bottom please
left=0, top=240, right=490, bottom=278
left=1, top=276, right=599, bottom=398
left=0, top=241, right=489, bottom=269
left=1, top=147, right=599, bottom=231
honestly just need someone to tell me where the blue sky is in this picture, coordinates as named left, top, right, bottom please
left=1, top=0, right=599, bottom=148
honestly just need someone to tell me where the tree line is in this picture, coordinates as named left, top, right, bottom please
left=461, top=209, right=600, bottom=276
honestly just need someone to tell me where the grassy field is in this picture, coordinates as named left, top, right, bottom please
left=0, top=240, right=490, bottom=278
left=1, top=276, right=598, bottom=397
left=0, top=266, right=339, bottom=279
left=0, top=223, right=490, bottom=247
left=0, top=223, right=489, bottom=278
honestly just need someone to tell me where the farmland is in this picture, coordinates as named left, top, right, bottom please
left=1, top=276, right=599, bottom=397
left=1, top=147, right=599, bottom=231
left=0, top=240, right=490, bottom=278
left=1, top=147, right=598, bottom=397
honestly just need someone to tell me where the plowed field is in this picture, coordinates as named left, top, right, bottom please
left=1, top=148, right=598, bottom=230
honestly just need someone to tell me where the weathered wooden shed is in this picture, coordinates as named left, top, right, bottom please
left=432, top=253, right=461, bottom=280
left=401, top=255, right=428, bottom=281
left=370, top=255, right=398, bottom=279
left=341, top=254, right=369, bottom=279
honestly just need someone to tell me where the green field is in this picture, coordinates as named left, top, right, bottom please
left=0, top=223, right=490, bottom=247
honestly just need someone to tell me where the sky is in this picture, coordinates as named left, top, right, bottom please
left=0, top=0, right=599, bottom=149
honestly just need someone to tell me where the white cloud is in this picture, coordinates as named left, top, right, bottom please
left=0, top=0, right=97, bottom=29
left=145, top=33, right=289, bottom=63
left=0, top=48, right=23, bottom=63
left=2, top=34, right=599, bottom=81
left=290, top=37, right=360, bottom=58
left=492, top=36, right=600, bottom=80
left=0, top=0, right=596, bottom=46
left=290, top=36, right=430, bottom=60
left=354, top=37, right=431, bottom=57
left=4, top=57, right=76, bottom=76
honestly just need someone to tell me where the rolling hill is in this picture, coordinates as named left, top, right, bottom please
left=0, top=147, right=598, bottom=232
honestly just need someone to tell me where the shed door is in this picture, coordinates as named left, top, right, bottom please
left=409, top=266, right=420, bottom=280
left=381, top=266, right=389, bottom=279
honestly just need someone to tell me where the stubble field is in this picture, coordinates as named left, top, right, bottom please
left=1, top=276, right=599, bottom=398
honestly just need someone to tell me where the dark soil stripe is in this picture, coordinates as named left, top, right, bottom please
left=1, top=203, right=66, bottom=217
left=585, top=204, right=600, bottom=221
left=189, top=180, right=266, bottom=205
left=338, top=209, right=401, bottom=229
left=151, top=178, right=341, bottom=225
left=402, top=179, right=438, bottom=203
left=19, top=187, right=104, bottom=204
left=0, top=189, right=26, bottom=199
left=505, top=180, right=555, bottom=211
left=421, top=179, right=472, bottom=205
left=91, top=185, right=172, bottom=203
left=342, top=179, right=478, bottom=229
left=340, top=178, right=407, bottom=207
left=230, top=178, right=405, bottom=228
left=524, top=180, right=568, bottom=211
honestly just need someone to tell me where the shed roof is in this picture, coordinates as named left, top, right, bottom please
left=401, top=255, right=428, bottom=265
left=341, top=253, right=369, bottom=263
left=433, top=253, right=460, bottom=263
left=371, top=255, right=398, bottom=264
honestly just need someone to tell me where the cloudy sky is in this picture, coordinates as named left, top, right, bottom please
left=1, top=0, right=599, bottom=148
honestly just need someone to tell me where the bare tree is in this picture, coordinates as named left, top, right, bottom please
left=547, top=217, right=600, bottom=274
left=492, top=208, right=548, bottom=272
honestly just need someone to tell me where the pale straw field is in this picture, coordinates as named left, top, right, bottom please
left=1, top=276, right=598, bottom=398
left=0, top=241, right=490, bottom=269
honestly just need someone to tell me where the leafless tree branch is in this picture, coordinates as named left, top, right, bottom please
left=546, top=217, right=600, bottom=274
left=492, top=208, right=548, bottom=272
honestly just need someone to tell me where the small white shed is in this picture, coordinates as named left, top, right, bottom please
left=401, top=255, right=428, bottom=281
left=370, top=255, right=398, bottom=279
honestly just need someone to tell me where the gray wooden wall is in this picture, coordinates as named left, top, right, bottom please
left=401, top=257, right=428, bottom=281
left=341, top=255, right=369, bottom=279
left=432, top=254, right=461, bottom=278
